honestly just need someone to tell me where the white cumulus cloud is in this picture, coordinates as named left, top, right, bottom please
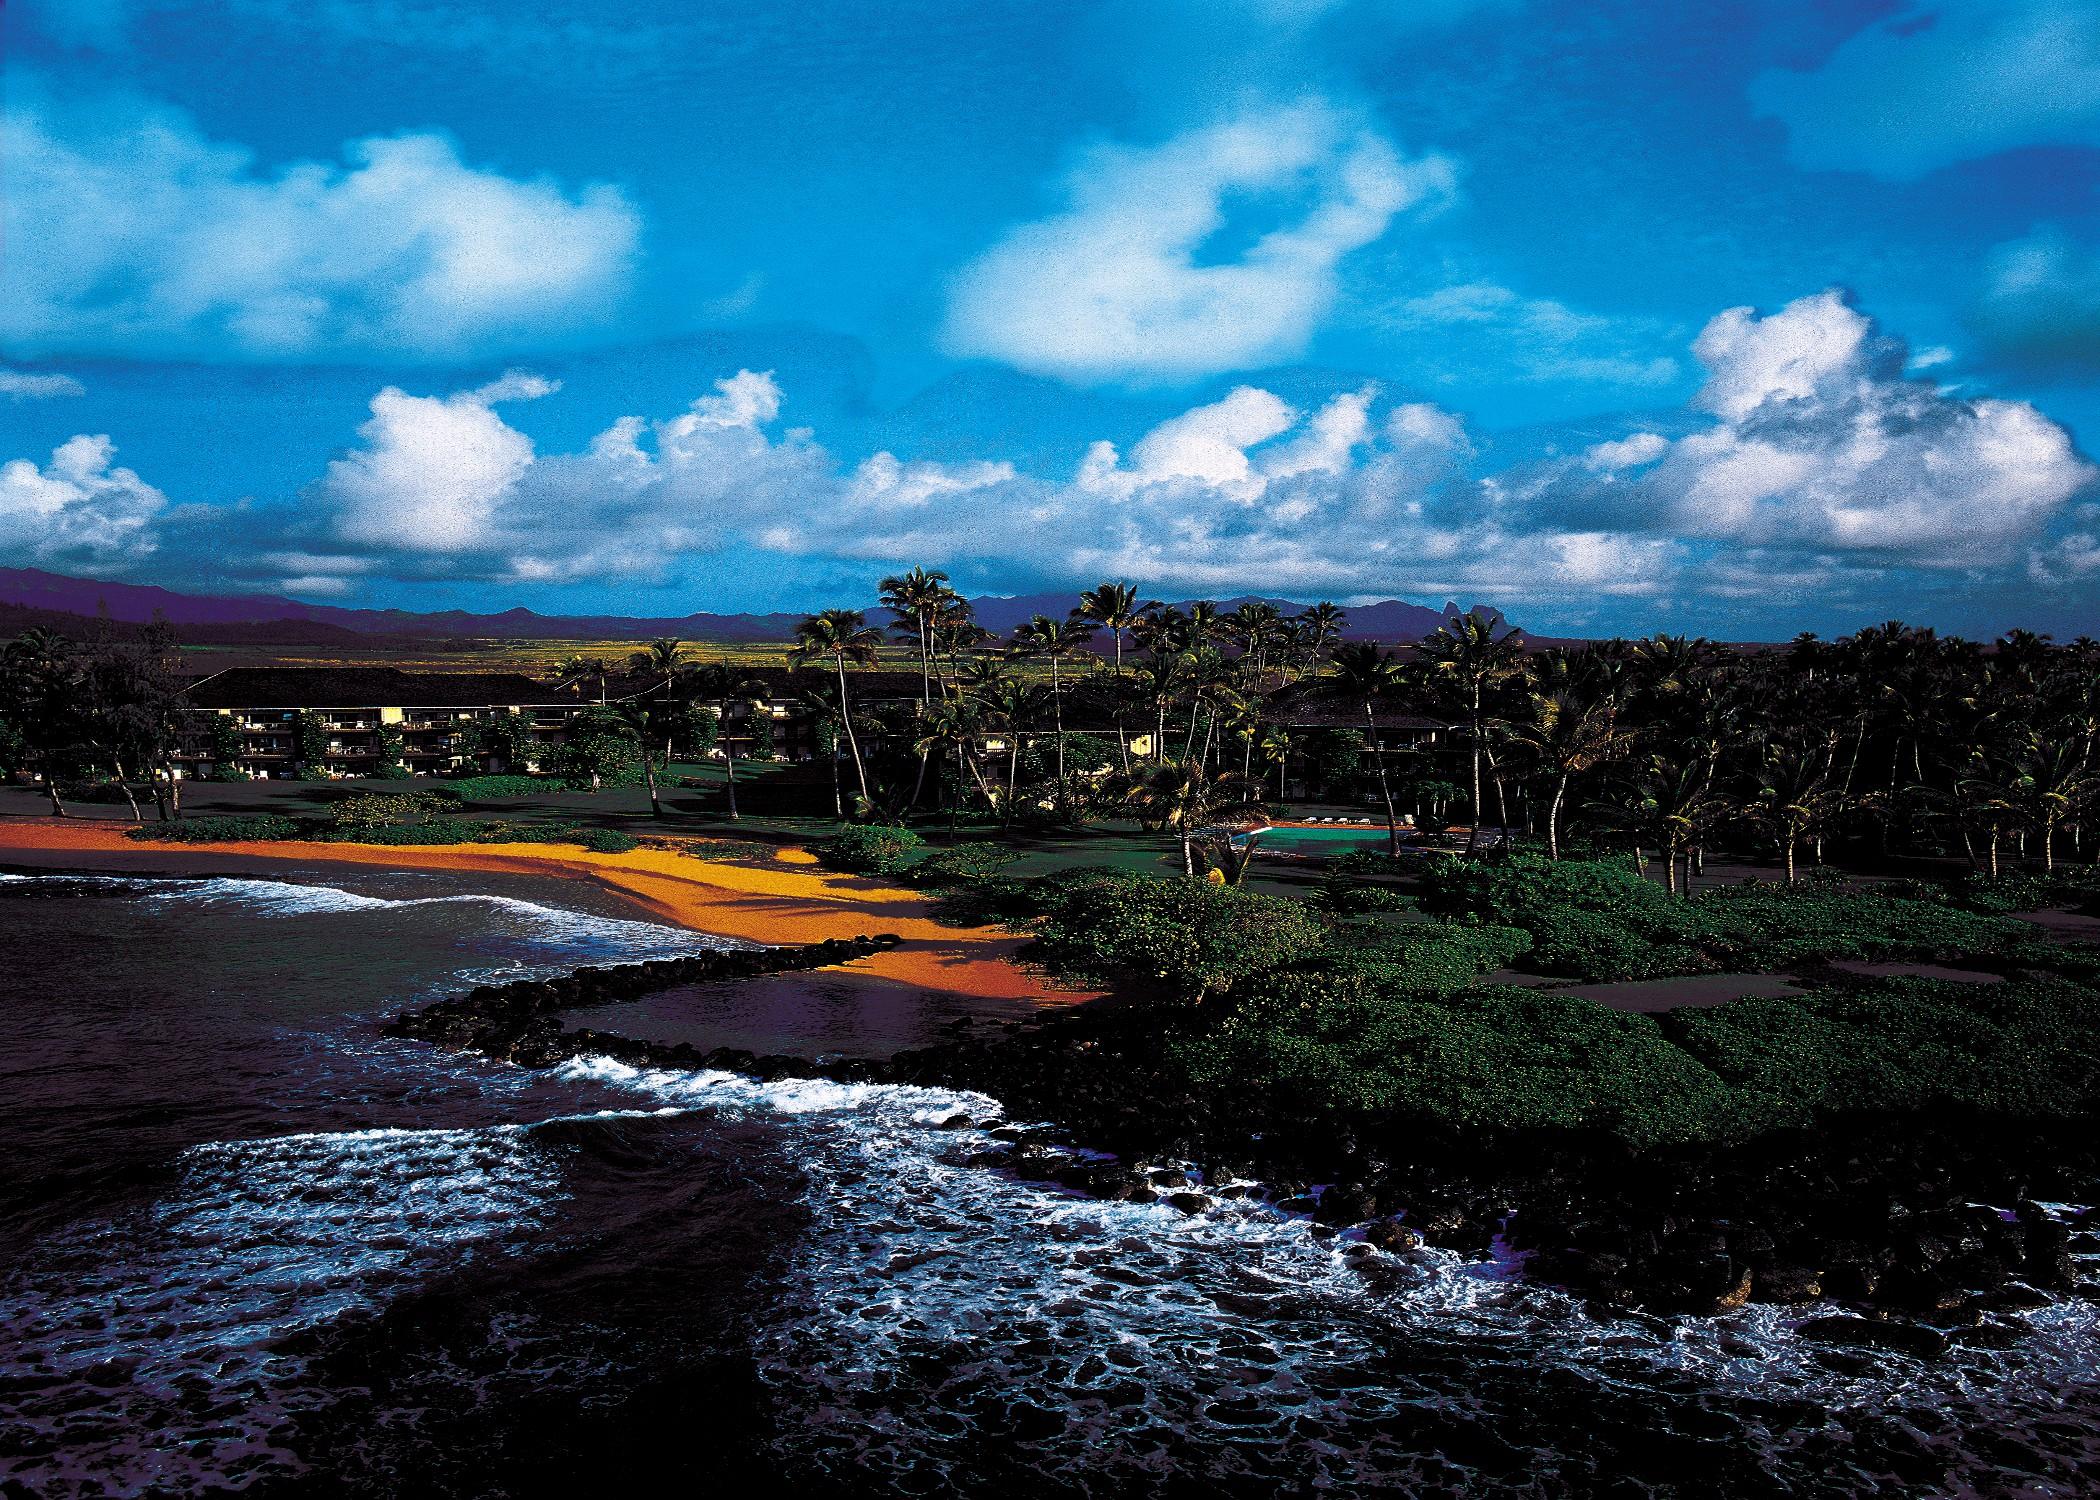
left=324, top=376, right=557, bottom=554
left=1516, top=291, right=2094, bottom=567
left=0, top=435, right=167, bottom=568
left=308, top=369, right=828, bottom=582
left=3, top=93, right=641, bottom=361
left=943, top=101, right=1455, bottom=384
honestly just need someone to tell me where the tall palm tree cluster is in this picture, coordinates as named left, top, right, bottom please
left=1402, top=622, right=2100, bottom=887
left=855, top=573, right=1356, bottom=830
left=0, top=623, right=191, bottom=820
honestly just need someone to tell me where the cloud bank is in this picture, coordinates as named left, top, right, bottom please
left=5, top=293, right=2094, bottom=629
left=2, top=96, right=641, bottom=361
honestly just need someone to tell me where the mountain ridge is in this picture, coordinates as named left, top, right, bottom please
left=0, top=568, right=1507, bottom=645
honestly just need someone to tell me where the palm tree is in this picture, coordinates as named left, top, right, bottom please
left=1297, top=602, right=1347, bottom=661
left=972, top=674, right=1048, bottom=822
left=2019, top=740, right=2096, bottom=872
left=929, top=603, right=991, bottom=693
left=686, top=663, right=770, bottom=821
left=1754, top=743, right=1838, bottom=884
left=1010, top=614, right=1096, bottom=790
left=794, top=678, right=848, bottom=817
left=879, top=567, right=954, bottom=707
left=1509, top=684, right=1628, bottom=861
left=1257, top=726, right=1294, bottom=801
left=628, top=638, right=686, bottom=691
left=1077, top=581, right=1148, bottom=772
left=792, top=609, right=883, bottom=807
left=557, top=652, right=613, bottom=705
left=1621, top=754, right=1724, bottom=896
left=1118, top=759, right=1260, bottom=876
left=1420, top=612, right=1527, bottom=856
left=1326, top=641, right=1407, bottom=856
left=2, top=630, right=80, bottom=817
left=615, top=698, right=671, bottom=818
left=1185, top=599, right=1228, bottom=648
left=914, top=697, right=996, bottom=830
left=1227, top=600, right=1284, bottom=679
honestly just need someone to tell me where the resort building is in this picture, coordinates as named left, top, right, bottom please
left=180, top=667, right=600, bottom=779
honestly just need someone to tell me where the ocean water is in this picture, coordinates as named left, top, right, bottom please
left=1, top=867, right=2095, bottom=1497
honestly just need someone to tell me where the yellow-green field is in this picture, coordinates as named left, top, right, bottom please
left=177, top=638, right=806, bottom=673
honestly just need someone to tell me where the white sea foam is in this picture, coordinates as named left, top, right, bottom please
left=146, top=874, right=717, bottom=946
left=563, top=1051, right=2100, bottom=1491
left=0, top=1107, right=688, bottom=1496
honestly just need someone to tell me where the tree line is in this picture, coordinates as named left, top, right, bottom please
left=8, top=588, right=2097, bottom=888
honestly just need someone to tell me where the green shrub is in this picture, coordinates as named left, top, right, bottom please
left=1322, top=883, right=1417, bottom=913
left=320, top=817, right=487, bottom=846
left=1414, top=854, right=2031, bottom=982
left=1029, top=872, right=1325, bottom=999
left=1178, top=978, right=1751, bottom=1145
left=814, top=823, right=925, bottom=876
left=1670, top=977, right=2100, bottom=1122
left=443, top=774, right=549, bottom=801
left=912, top=842, right=1020, bottom=886
left=568, top=827, right=640, bottom=854
left=330, top=792, right=451, bottom=831
left=125, top=814, right=304, bottom=843
left=1309, top=920, right=1532, bottom=993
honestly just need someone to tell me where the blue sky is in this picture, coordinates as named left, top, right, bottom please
left=6, top=0, right=2100, bottom=638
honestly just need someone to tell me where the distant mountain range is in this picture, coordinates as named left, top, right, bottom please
left=0, top=568, right=1511, bottom=646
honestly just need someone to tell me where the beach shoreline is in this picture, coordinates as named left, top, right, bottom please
left=0, top=817, right=1084, bottom=1004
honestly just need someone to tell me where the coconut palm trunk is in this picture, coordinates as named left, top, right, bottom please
left=834, top=656, right=870, bottom=804
left=1365, top=702, right=1402, bottom=857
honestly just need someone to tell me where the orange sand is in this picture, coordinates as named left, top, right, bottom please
left=0, top=819, right=1087, bottom=1002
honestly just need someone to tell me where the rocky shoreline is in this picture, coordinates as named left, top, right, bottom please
left=383, top=953, right=2100, bottom=1357
left=381, top=933, right=906, bottom=1069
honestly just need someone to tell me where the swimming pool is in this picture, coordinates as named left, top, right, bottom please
left=1240, top=825, right=1397, bottom=856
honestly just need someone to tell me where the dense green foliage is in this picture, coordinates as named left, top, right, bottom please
left=813, top=823, right=925, bottom=875
left=1181, top=979, right=1747, bottom=1144
left=568, top=827, right=640, bottom=853
left=125, top=814, right=302, bottom=843
left=292, top=711, right=329, bottom=769
left=1671, top=978, right=2100, bottom=1121
left=1180, top=972, right=2100, bottom=1146
left=330, top=792, right=452, bottom=830
left=555, top=709, right=643, bottom=789
left=468, top=715, right=536, bottom=769
left=910, top=841, right=1020, bottom=886
left=1416, top=855, right=2032, bottom=981
left=1028, top=871, right=1326, bottom=999
left=443, top=774, right=551, bottom=801
left=1318, top=849, right=1418, bottom=913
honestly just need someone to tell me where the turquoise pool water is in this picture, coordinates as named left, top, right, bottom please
left=1243, top=826, right=1395, bottom=855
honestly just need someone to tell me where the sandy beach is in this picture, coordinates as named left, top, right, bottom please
left=0, top=818, right=1084, bottom=1003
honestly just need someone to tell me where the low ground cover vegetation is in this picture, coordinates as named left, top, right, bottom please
left=1415, top=855, right=2037, bottom=981
left=893, top=852, right=2100, bottom=1147
left=124, top=794, right=637, bottom=854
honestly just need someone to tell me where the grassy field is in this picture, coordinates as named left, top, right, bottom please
left=174, top=638, right=808, bottom=673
